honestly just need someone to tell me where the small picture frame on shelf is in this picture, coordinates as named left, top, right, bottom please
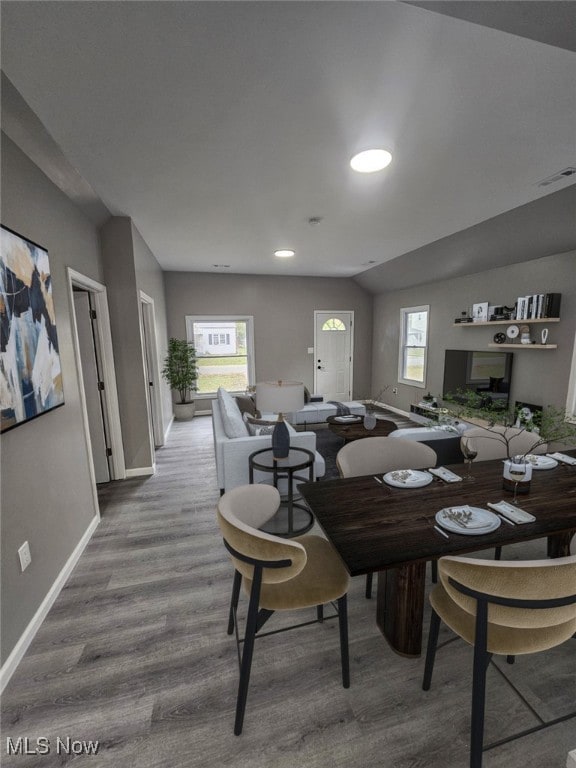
left=472, top=302, right=489, bottom=322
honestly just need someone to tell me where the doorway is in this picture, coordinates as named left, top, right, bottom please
left=140, top=292, right=164, bottom=448
left=73, top=289, right=111, bottom=483
left=314, top=311, right=354, bottom=401
left=67, top=269, right=125, bottom=487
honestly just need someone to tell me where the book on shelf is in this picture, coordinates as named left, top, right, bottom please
left=514, top=292, right=559, bottom=320
left=543, top=292, right=561, bottom=318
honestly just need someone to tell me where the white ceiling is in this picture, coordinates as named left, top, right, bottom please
left=1, top=1, right=575, bottom=280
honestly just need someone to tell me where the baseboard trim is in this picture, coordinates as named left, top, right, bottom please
left=0, top=514, right=100, bottom=693
left=125, top=465, right=155, bottom=478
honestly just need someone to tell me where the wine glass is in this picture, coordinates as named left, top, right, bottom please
left=460, top=437, right=478, bottom=481
left=508, top=460, right=527, bottom=503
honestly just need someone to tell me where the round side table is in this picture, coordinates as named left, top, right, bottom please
left=249, top=447, right=315, bottom=537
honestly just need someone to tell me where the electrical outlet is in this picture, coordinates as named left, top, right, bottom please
left=392, top=387, right=398, bottom=395
left=18, top=541, right=31, bottom=572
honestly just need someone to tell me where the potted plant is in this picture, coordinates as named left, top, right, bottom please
left=162, top=338, right=199, bottom=420
left=444, top=390, right=576, bottom=493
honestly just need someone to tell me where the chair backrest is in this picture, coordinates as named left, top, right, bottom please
left=439, top=554, right=576, bottom=630
left=336, top=436, right=437, bottom=478
left=217, top=484, right=307, bottom=584
left=462, top=425, right=546, bottom=461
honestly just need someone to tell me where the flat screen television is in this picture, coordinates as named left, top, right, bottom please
left=442, top=349, right=513, bottom=411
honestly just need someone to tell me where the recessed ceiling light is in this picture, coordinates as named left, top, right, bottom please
left=274, top=249, right=295, bottom=258
left=350, top=149, right=392, bottom=173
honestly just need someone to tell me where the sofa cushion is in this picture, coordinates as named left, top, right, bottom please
left=217, top=387, right=248, bottom=438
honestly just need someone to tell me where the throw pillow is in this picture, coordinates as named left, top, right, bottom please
left=243, top=413, right=277, bottom=427
left=235, top=394, right=260, bottom=418
left=246, top=422, right=276, bottom=436
left=217, top=387, right=248, bottom=438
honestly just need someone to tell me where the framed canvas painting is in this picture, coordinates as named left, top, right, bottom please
left=1, top=225, right=64, bottom=433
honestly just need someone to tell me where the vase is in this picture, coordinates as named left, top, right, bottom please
left=502, top=457, right=532, bottom=494
left=363, top=411, right=377, bottom=430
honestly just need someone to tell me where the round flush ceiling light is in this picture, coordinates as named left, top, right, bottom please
left=274, top=249, right=295, bottom=258
left=350, top=149, right=392, bottom=173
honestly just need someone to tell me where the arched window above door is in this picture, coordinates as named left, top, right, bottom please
left=322, top=318, right=346, bottom=331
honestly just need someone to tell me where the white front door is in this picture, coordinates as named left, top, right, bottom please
left=314, top=311, right=354, bottom=402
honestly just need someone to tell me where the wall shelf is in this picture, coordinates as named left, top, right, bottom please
left=487, top=343, right=557, bottom=349
left=453, top=318, right=560, bottom=327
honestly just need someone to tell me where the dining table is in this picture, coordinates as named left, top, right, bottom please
left=299, top=452, right=576, bottom=657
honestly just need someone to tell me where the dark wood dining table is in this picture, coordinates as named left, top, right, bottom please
left=299, top=453, right=576, bottom=657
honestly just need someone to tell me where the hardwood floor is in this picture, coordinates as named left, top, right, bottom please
left=2, top=416, right=574, bottom=767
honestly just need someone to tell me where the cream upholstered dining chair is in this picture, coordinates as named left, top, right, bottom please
left=217, top=484, right=350, bottom=735
left=461, top=425, right=547, bottom=461
left=336, top=436, right=438, bottom=597
left=461, top=426, right=547, bottom=561
left=422, top=554, right=576, bottom=768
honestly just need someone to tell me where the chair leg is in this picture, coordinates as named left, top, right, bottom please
left=234, top=567, right=263, bottom=735
left=431, top=559, right=438, bottom=584
left=317, top=604, right=324, bottom=623
left=506, top=655, right=515, bottom=665
left=470, top=601, right=490, bottom=768
left=337, top=595, right=350, bottom=689
left=365, top=572, right=373, bottom=599
left=494, top=546, right=502, bottom=561
left=422, top=608, right=441, bottom=691
left=228, top=570, right=242, bottom=636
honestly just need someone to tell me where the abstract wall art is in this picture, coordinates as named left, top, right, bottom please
left=1, top=225, right=64, bottom=433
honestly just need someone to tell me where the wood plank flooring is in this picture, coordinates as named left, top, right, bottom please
left=2, top=416, right=574, bottom=767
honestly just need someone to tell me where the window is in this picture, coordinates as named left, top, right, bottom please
left=186, top=316, right=255, bottom=395
left=322, top=318, right=346, bottom=331
left=398, top=305, right=429, bottom=387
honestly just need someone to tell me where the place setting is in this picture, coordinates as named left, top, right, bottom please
left=435, top=505, right=501, bottom=536
left=382, top=469, right=434, bottom=488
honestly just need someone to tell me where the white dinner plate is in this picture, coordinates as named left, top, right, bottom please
left=435, top=506, right=501, bottom=536
left=524, top=454, right=558, bottom=470
left=383, top=469, right=433, bottom=488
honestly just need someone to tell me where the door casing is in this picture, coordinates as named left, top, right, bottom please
left=313, top=310, right=354, bottom=400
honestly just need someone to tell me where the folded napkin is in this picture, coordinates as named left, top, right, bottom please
left=547, top=452, right=576, bottom=466
left=428, top=467, right=462, bottom=483
left=487, top=501, right=535, bottom=524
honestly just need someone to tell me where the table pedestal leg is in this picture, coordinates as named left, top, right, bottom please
left=376, top=561, right=427, bottom=657
left=547, top=530, right=575, bottom=558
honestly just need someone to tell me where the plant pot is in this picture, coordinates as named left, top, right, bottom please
left=502, top=458, right=532, bottom=494
left=173, top=401, right=196, bottom=421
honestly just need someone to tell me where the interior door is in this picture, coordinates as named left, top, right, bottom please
left=314, top=311, right=354, bottom=401
left=73, top=290, right=111, bottom=483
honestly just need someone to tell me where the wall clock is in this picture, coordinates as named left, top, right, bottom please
left=506, top=324, right=519, bottom=340
left=493, top=332, right=506, bottom=344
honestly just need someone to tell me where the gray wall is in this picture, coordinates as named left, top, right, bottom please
left=1, top=134, right=101, bottom=663
left=371, top=250, right=576, bottom=414
left=164, top=272, right=373, bottom=400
